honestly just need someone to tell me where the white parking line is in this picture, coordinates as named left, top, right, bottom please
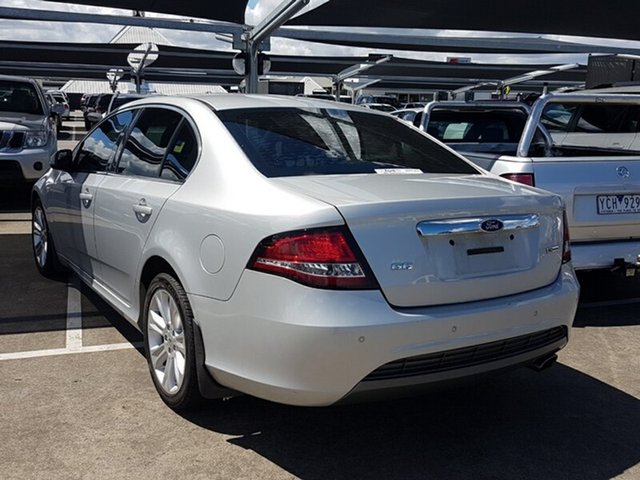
left=66, top=277, right=83, bottom=351
left=0, top=342, right=143, bottom=362
left=0, top=274, right=143, bottom=362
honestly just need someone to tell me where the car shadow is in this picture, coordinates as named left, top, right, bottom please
left=180, top=365, right=640, bottom=480
left=0, top=234, right=141, bottom=343
left=577, top=270, right=640, bottom=304
left=575, top=270, right=640, bottom=327
left=0, top=183, right=32, bottom=213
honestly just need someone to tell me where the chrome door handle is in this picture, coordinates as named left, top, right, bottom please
left=79, top=191, right=93, bottom=208
left=133, top=200, right=153, bottom=222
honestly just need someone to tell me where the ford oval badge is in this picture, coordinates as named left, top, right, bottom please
left=480, top=219, right=504, bottom=232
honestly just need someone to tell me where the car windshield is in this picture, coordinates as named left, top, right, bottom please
left=217, top=107, right=479, bottom=178
left=0, top=80, right=43, bottom=115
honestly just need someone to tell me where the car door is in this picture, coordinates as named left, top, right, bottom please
left=46, top=110, right=134, bottom=279
left=93, top=107, right=187, bottom=307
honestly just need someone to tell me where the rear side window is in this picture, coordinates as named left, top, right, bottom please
left=541, top=103, right=640, bottom=134
left=160, top=122, right=199, bottom=182
left=75, top=110, right=134, bottom=172
left=575, top=104, right=639, bottom=133
left=540, top=102, right=640, bottom=155
left=116, top=108, right=182, bottom=178
left=540, top=104, right=577, bottom=132
left=218, top=107, right=478, bottom=177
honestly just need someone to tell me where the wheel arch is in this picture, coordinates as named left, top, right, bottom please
left=138, top=255, right=183, bottom=328
left=138, top=254, right=236, bottom=401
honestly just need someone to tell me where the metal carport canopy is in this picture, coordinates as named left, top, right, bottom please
left=0, top=40, right=587, bottom=88
left=44, top=0, right=247, bottom=25
left=290, top=0, right=638, bottom=42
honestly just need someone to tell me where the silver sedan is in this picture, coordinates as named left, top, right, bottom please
left=32, top=95, right=579, bottom=409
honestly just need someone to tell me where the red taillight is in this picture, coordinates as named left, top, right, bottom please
left=500, top=173, right=535, bottom=187
left=562, top=210, right=571, bottom=264
left=249, top=227, right=378, bottom=290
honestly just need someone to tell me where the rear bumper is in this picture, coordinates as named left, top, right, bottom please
left=346, top=326, right=566, bottom=403
left=190, top=264, right=579, bottom=406
left=571, top=239, right=640, bottom=270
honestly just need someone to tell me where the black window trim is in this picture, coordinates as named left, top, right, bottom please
left=107, top=104, right=202, bottom=184
left=72, top=108, right=139, bottom=174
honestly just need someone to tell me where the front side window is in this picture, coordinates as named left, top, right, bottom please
left=116, top=108, right=182, bottom=178
left=218, top=107, right=478, bottom=177
left=75, top=110, right=134, bottom=172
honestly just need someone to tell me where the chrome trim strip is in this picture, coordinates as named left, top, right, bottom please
left=417, top=214, right=539, bottom=237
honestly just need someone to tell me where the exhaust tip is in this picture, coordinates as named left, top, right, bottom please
left=529, top=353, right=558, bottom=372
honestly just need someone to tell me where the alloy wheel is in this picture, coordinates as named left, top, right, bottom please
left=146, top=288, right=186, bottom=395
left=32, top=206, right=48, bottom=269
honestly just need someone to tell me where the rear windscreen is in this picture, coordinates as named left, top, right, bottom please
left=427, top=109, right=527, bottom=143
left=217, top=107, right=479, bottom=178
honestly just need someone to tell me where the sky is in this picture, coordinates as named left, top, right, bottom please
left=0, top=0, right=639, bottom=65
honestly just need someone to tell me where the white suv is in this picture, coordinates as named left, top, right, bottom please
left=0, top=75, right=60, bottom=183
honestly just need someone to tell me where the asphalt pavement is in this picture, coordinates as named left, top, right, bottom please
left=0, top=114, right=638, bottom=480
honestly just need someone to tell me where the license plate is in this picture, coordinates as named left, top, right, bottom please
left=597, top=194, right=640, bottom=214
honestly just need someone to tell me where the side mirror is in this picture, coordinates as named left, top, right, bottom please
left=51, top=103, right=65, bottom=115
left=50, top=149, right=73, bottom=172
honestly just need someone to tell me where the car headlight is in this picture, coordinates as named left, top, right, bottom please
left=24, top=130, right=49, bottom=149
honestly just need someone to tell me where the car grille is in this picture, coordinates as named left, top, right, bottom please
left=0, top=131, right=25, bottom=150
left=363, top=326, right=567, bottom=381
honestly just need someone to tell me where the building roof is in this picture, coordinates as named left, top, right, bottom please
left=61, top=25, right=226, bottom=95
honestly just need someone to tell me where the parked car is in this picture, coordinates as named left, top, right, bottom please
left=108, top=92, right=147, bottom=113
left=84, top=93, right=114, bottom=130
left=413, top=95, right=640, bottom=273
left=47, top=90, right=71, bottom=120
left=391, top=108, right=421, bottom=124
left=0, top=74, right=60, bottom=183
left=85, top=93, right=149, bottom=130
left=80, top=93, right=98, bottom=112
left=401, top=102, right=427, bottom=109
left=359, top=103, right=397, bottom=113
left=45, top=92, right=63, bottom=131
left=32, top=95, right=579, bottom=410
left=356, top=94, right=400, bottom=109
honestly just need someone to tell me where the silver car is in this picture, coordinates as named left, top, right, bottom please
left=0, top=74, right=60, bottom=183
left=32, top=95, right=579, bottom=409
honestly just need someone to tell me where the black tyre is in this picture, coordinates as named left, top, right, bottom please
left=142, top=273, right=202, bottom=410
left=32, top=200, right=65, bottom=278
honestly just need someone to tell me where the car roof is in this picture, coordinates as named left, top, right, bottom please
left=126, top=94, right=383, bottom=114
